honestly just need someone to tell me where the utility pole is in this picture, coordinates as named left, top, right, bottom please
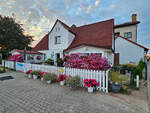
left=147, top=61, right=150, bottom=113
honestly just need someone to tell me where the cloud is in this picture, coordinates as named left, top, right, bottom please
left=95, top=0, right=100, bottom=7
left=0, top=0, right=149, bottom=50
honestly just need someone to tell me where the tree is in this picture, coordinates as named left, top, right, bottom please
left=0, top=15, right=33, bottom=52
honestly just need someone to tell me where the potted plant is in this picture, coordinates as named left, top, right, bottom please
left=112, top=82, right=121, bottom=93
left=66, top=76, right=81, bottom=88
left=57, top=74, right=66, bottom=86
left=84, top=79, right=99, bottom=93
left=31, top=70, right=41, bottom=80
left=25, top=70, right=32, bottom=77
left=43, top=73, right=57, bottom=84
left=40, top=72, right=46, bottom=81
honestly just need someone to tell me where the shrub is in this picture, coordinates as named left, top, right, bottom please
left=43, top=73, right=57, bottom=82
left=31, top=70, right=41, bottom=76
left=133, top=59, right=145, bottom=79
left=109, top=71, right=127, bottom=84
left=44, top=59, right=54, bottom=65
left=0, top=68, right=4, bottom=73
left=56, top=58, right=64, bottom=67
left=66, top=76, right=81, bottom=88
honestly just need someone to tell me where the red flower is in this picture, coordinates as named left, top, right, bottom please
left=57, top=74, right=66, bottom=81
left=26, top=70, right=32, bottom=74
left=40, top=72, right=46, bottom=75
left=84, top=79, right=99, bottom=88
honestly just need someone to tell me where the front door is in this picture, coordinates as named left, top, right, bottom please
left=56, top=53, right=60, bottom=59
left=114, top=53, right=119, bottom=65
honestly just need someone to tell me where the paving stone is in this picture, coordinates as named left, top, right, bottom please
left=0, top=71, right=147, bottom=113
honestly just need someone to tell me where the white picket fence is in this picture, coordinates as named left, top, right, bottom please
left=2, top=60, right=109, bottom=93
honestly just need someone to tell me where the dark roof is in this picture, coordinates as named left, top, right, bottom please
left=33, top=34, right=49, bottom=51
left=114, top=21, right=140, bottom=28
left=33, top=19, right=114, bottom=51
left=11, top=49, right=43, bottom=55
left=116, top=36, right=148, bottom=51
left=65, top=19, right=114, bottom=51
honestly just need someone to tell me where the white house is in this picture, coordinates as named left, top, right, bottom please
left=33, top=14, right=148, bottom=65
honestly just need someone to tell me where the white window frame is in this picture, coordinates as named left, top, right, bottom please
left=55, top=36, right=61, bottom=44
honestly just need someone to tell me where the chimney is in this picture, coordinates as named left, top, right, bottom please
left=71, top=24, right=76, bottom=29
left=132, top=14, right=137, bottom=23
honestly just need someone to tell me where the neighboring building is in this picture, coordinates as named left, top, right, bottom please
left=114, top=14, right=140, bottom=42
left=115, top=36, right=148, bottom=64
left=10, top=49, right=44, bottom=63
left=33, top=14, right=148, bottom=65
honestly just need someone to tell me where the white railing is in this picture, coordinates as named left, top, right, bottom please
left=65, top=68, right=109, bottom=93
left=2, top=60, right=109, bottom=93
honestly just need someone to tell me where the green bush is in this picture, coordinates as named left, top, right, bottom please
left=44, top=59, right=54, bottom=65
left=43, top=73, right=57, bottom=82
left=133, top=59, right=145, bottom=79
left=56, top=58, right=64, bottom=67
left=31, top=70, right=41, bottom=75
left=0, top=68, right=4, bottom=73
left=66, top=76, right=81, bottom=88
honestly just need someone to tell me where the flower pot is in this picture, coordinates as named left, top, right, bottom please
left=60, top=80, right=65, bottom=86
left=112, top=83, right=121, bottom=93
left=28, top=74, right=32, bottom=78
left=47, top=80, right=52, bottom=84
left=88, top=87, right=94, bottom=93
left=33, top=75, right=37, bottom=80
left=41, top=77, right=44, bottom=81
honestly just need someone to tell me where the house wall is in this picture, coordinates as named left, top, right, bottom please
left=115, top=25, right=137, bottom=42
left=48, top=21, right=75, bottom=62
left=66, top=45, right=113, bottom=65
left=115, top=37, right=145, bottom=64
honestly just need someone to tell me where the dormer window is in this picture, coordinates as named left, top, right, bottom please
left=124, top=32, right=132, bottom=38
left=55, top=36, right=61, bottom=44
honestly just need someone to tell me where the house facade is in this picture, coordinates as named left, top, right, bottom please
left=33, top=14, right=148, bottom=65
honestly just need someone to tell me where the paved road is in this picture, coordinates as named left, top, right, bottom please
left=0, top=71, right=147, bottom=113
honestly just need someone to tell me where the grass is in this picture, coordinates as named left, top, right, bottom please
left=110, top=71, right=128, bottom=84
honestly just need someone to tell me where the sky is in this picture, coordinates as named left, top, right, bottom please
left=0, top=0, right=150, bottom=51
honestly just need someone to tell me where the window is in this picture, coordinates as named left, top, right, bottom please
left=55, top=36, right=61, bottom=44
left=114, top=32, right=120, bottom=37
left=124, top=32, right=132, bottom=38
